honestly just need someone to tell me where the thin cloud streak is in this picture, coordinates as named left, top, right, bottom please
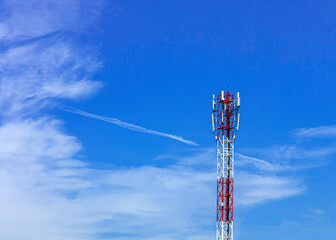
left=236, top=153, right=312, bottom=172
left=64, top=108, right=199, bottom=146
left=293, top=125, right=336, bottom=138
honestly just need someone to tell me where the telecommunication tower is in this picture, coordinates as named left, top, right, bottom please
left=212, top=88, right=240, bottom=240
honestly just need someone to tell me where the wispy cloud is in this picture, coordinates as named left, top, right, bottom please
left=64, top=107, right=199, bottom=146
left=154, top=148, right=306, bottom=207
left=240, top=142, right=336, bottom=170
left=0, top=42, right=102, bottom=118
left=0, top=0, right=102, bottom=42
left=0, top=0, right=102, bottom=119
left=235, top=171, right=305, bottom=207
left=0, top=119, right=213, bottom=239
left=236, top=153, right=311, bottom=172
left=0, top=124, right=304, bottom=239
left=0, top=0, right=205, bottom=239
left=294, top=125, right=336, bottom=138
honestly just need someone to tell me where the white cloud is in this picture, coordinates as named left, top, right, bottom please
left=0, top=0, right=102, bottom=118
left=0, top=1, right=104, bottom=238
left=0, top=118, right=81, bottom=163
left=1, top=0, right=102, bottom=41
left=241, top=143, right=336, bottom=169
left=0, top=122, right=305, bottom=239
left=0, top=42, right=102, bottom=117
left=235, top=153, right=309, bottom=172
left=294, top=125, right=336, bottom=138
left=0, top=119, right=213, bottom=239
left=0, top=1, right=204, bottom=237
left=235, top=172, right=305, bottom=207
left=0, top=119, right=89, bottom=240
left=156, top=148, right=306, bottom=208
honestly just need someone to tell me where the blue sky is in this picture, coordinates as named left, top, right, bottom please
left=0, top=0, right=335, bottom=239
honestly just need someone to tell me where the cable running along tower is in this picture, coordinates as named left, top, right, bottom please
left=212, top=88, right=240, bottom=240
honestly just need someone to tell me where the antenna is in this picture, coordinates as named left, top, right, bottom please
left=236, top=113, right=240, bottom=131
left=236, top=92, right=240, bottom=107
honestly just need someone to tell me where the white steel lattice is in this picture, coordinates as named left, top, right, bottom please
left=216, top=136, right=234, bottom=240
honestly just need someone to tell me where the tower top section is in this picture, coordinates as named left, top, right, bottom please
left=212, top=88, right=240, bottom=140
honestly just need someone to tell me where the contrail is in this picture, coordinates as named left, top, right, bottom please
left=64, top=107, right=199, bottom=146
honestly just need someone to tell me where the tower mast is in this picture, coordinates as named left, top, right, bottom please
left=212, top=88, right=240, bottom=240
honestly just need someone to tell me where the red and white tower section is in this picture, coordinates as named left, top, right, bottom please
left=212, top=88, right=240, bottom=240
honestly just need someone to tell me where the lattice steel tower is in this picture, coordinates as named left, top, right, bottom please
left=212, top=88, right=240, bottom=240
